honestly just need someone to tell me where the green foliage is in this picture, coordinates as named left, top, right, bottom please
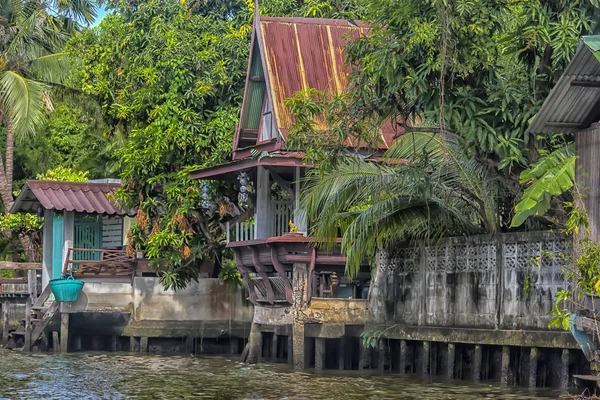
left=36, top=166, right=88, bottom=182
left=14, top=95, right=111, bottom=183
left=301, top=132, right=501, bottom=276
left=342, top=0, right=596, bottom=169
left=218, top=255, right=243, bottom=289
left=511, top=145, right=576, bottom=227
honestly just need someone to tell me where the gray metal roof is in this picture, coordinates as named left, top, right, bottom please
left=528, top=39, right=600, bottom=135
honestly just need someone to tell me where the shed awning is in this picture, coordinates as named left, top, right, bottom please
left=528, top=37, right=600, bottom=135
left=11, top=180, right=136, bottom=216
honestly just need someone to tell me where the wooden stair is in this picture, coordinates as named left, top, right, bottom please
left=9, top=285, right=58, bottom=351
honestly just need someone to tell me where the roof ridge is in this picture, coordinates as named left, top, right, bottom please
left=259, top=16, right=367, bottom=28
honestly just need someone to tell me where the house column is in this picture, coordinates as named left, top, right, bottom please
left=294, top=167, right=307, bottom=232
left=41, top=210, right=53, bottom=290
left=63, top=211, right=75, bottom=275
left=254, top=166, right=271, bottom=238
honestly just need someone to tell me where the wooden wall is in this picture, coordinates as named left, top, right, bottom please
left=575, top=124, right=600, bottom=242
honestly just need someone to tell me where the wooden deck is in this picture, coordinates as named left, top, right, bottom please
left=63, top=248, right=135, bottom=277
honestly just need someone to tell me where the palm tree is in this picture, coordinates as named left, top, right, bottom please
left=300, top=132, right=505, bottom=276
left=0, top=0, right=97, bottom=260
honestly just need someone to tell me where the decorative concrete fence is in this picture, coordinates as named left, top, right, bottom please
left=375, top=231, right=569, bottom=331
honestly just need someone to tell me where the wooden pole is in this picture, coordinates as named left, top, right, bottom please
left=60, top=313, right=69, bottom=353
left=1, top=302, right=8, bottom=345
left=52, top=331, right=60, bottom=353
left=24, top=297, right=32, bottom=351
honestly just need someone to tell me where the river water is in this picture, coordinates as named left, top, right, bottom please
left=0, top=350, right=563, bottom=399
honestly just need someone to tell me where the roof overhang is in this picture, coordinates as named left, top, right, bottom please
left=11, top=180, right=136, bottom=216
left=190, top=154, right=309, bottom=180
left=528, top=37, right=600, bottom=135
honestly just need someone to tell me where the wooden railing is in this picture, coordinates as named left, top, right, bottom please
left=226, top=220, right=255, bottom=242
left=63, top=248, right=135, bottom=277
left=0, top=262, right=41, bottom=296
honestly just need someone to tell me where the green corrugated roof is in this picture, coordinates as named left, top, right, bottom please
left=583, top=36, right=600, bottom=62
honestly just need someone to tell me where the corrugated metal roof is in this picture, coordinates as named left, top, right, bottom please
left=258, top=16, right=396, bottom=148
left=10, top=180, right=135, bottom=216
left=528, top=39, right=600, bottom=134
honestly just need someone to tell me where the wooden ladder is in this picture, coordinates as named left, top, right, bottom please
left=28, top=285, right=58, bottom=350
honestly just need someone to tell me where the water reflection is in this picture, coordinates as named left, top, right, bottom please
left=0, top=350, right=561, bottom=399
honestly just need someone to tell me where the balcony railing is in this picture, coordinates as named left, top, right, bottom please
left=226, top=200, right=294, bottom=243
left=63, top=248, right=135, bottom=277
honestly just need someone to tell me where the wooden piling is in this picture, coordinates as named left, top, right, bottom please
left=60, top=313, right=69, bottom=353
left=399, top=340, right=407, bottom=374
left=561, top=349, right=570, bottom=389
left=422, top=341, right=430, bottom=375
left=529, top=347, right=538, bottom=388
left=315, top=337, right=326, bottom=372
left=1, top=302, right=9, bottom=345
left=501, top=346, right=510, bottom=386
left=140, top=336, right=148, bottom=353
left=447, top=343, right=455, bottom=379
left=474, top=345, right=482, bottom=382
left=338, top=337, right=345, bottom=370
left=52, top=331, right=60, bottom=353
left=271, top=334, right=278, bottom=361
left=185, top=336, right=194, bottom=355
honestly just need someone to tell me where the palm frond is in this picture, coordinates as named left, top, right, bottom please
left=0, top=70, right=48, bottom=140
left=28, top=52, right=71, bottom=84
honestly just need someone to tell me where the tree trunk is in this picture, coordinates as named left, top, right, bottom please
left=0, top=117, right=37, bottom=262
left=5, top=118, right=13, bottom=194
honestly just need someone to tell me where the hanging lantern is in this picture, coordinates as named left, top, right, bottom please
left=201, top=182, right=211, bottom=209
left=238, top=172, right=250, bottom=203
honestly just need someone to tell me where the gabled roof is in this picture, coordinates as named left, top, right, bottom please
left=11, top=180, right=135, bottom=216
left=528, top=36, right=600, bottom=135
left=233, top=15, right=396, bottom=157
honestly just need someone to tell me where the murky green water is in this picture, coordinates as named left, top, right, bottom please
left=0, top=350, right=562, bottom=399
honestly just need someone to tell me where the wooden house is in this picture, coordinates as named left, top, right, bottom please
left=190, top=14, right=396, bottom=368
left=528, top=36, right=600, bottom=241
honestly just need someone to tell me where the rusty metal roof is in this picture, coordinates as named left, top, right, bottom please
left=11, top=180, right=135, bottom=216
left=258, top=16, right=396, bottom=148
left=528, top=38, right=600, bottom=135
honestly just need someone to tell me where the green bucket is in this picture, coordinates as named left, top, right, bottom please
left=49, top=276, right=85, bottom=302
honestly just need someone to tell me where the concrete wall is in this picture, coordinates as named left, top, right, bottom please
left=62, top=277, right=253, bottom=324
left=373, top=231, right=569, bottom=331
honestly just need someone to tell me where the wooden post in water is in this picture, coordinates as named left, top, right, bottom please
left=447, top=343, right=455, bottom=379
left=398, top=340, right=407, bottom=373
left=52, top=331, right=60, bottom=352
left=315, top=337, right=326, bottom=372
left=560, top=349, right=570, bottom=389
left=1, top=302, right=9, bottom=346
left=140, top=337, right=148, bottom=353
left=24, top=297, right=32, bottom=351
left=473, top=345, right=482, bottom=382
left=337, top=337, right=345, bottom=370
left=60, top=313, right=69, bottom=353
left=529, top=347, right=538, bottom=388
left=501, top=346, right=511, bottom=386
left=271, top=334, right=278, bottom=361
left=422, top=341, right=430, bottom=375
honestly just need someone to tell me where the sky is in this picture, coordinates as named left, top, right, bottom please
left=92, top=4, right=108, bottom=27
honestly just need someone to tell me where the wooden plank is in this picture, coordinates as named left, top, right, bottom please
left=60, top=313, right=69, bottom=353
left=33, top=285, right=52, bottom=310
left=0, top=262, right=42, bottom=270
left=27, top=270, right=37, bottom=299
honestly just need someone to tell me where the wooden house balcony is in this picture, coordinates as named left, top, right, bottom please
left=227, top=235, right=371, bottom=306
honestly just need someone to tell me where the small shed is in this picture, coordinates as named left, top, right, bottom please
left=11, top=180, right=136, bottom=289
